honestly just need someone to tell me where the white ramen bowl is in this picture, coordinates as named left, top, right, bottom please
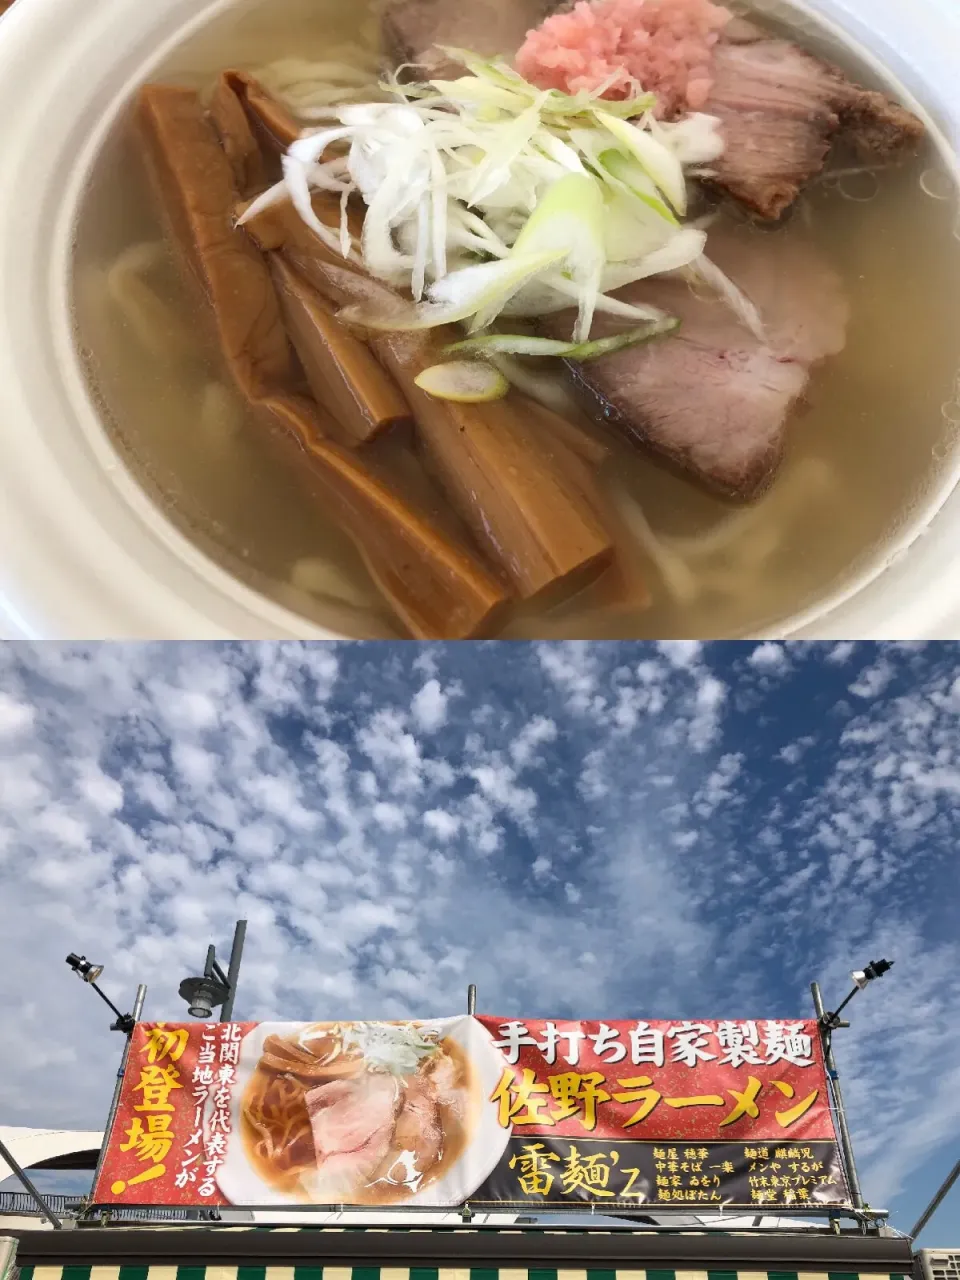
left=216, top=1018, right=510, bottom=1208
left=0, top=0, right=959, bottom=640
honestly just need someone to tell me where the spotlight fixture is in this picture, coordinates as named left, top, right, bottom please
left=821, top=957, right=894, bottom=1029
left=850, top=958, right=894, bottom=990
left=65, top=952, right=135, bottom=1032
left=65, top=953, right=104, bottom=984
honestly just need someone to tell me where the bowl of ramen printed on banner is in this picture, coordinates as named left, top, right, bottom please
left=217, top=1017, right=510, bottom=1207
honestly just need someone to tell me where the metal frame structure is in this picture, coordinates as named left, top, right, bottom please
left=911, top=1157, right=960, bottom=1239
left=811, top=980, right=865, bottom=1213
left=21, top=968, right=897, bottom=1238
left=3, top=1223, right=916, bottom=1270
left=68, top=1200, right=892, bottom=1229
left=87, top=983, right=149, bottom=1200
left=0, top=1140, right=62, bottom=1231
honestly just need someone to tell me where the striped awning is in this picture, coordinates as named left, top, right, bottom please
left=4, top=1224, right=918, bottom=1280
left=15, top=1267, right=916, bottom=1280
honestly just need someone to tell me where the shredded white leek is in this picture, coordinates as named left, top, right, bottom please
left=689, top=255, right=766, bottom=342
left=247, top=49, right=761, bottom=346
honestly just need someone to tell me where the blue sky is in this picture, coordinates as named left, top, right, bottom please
left=0, top=639, right=958, bottom=1242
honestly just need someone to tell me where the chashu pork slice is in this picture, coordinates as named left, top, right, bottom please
left=370, top=1072, right=445, bottom=1186
left=705, top=24, right=925, bottom=220
left=380, top=0, right=923, bottom=223
left=542, top=230, right=849, bottom=501
left=303, top=1072, right=401, bottom=1199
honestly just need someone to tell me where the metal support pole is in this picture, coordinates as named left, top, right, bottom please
left=911, top=1154, right=960, bottom=1239
left=812, top=981, right=864, bottom=1210
left=87, top=981, right=134, bottom=1031
left=467, top=984, right=477, bottom=1015
left=220, top=920, right=247, bottom=1022
left=0, top=1135, right=64, bottom=1229
left=90, top=984, right=147, bottom=1197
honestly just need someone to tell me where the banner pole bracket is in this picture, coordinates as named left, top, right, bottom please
left=811, top=980, right=865, bottom=1211
left=87, top=982, right=148, bottom=1218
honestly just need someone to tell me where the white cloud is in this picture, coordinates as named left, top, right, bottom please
left=510, top=716, right=557, bottom=767
left=535, top=642, right=600, bottom=713
left=578, top=750, right=608, bottom=800
left=695, top=753, right=743, bottom=817
left=355, top=709, right=426, bottom=794
left=171, top=742, right=217, bottom=790
left=532, top=854, right=552, bottom=881
left=135, top=772, right=176, bottom=816
left=850, top=658, right=895, bottom=699
left=748, top=641, right=790, bottom=673
left=157, top=687, right=219, bottom=733
left=37, top=808, right=90, bottom=851
left=412, top=650, right=439, bottom=678
left=779, top=736, right=815, bottom=765
left=0, top=691, right=34, bottom=737
left=372, top=801, right=407, bottom=831
left=422, top=809, right=460, bottom=841
left=468, top=761, right=537, bottom=827
left=411, top=679, right=449, bottom=732
left=657, top=641, right=703, bottom=668
left=688, top=673, right=727, bottom=753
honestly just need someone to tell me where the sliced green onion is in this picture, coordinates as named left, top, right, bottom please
left=414, top=360, right=509, bottom=401
left=430, top=76, right=530, bottom=112
left=266, top=47, right=731, bottom=345
left=446, top=317, right=680, bottom=360
left=438, top=48, right=528, bottom=94
left=594, top=110, right=688, bottom=216
left=565, top=317, right=680, bottom=359
left=465, top=94, right=548, bottom=204
left=435, top=48, right=655, bottom=122
left=512, top=173, right=605, bottom=342
left=338, top=248, right=565, bottom=330
left=587, top=93, right=658, bottom=119
left=445, top=334, right=579, bottom=357
left=599, top=149, right=680, bottom=227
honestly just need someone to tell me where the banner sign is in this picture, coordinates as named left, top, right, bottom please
left=93, top=1016, right=850, bottom=1211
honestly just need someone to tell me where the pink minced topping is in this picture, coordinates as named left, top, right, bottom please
left=515, top=0, right=733, bottom=117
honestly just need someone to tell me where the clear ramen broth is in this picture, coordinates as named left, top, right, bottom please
left=69, top=0, right=960, bottom=639
left=240, top=1022, right=475, bottom=1203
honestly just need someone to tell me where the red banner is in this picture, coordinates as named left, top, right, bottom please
left=93, top=1016, right=848, bottom=1210
left=478, top=1016, right=836, bottom=1140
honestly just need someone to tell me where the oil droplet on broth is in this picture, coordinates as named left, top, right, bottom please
left=838, top=171, right=880, bottom=203
left=920, top=166, right=955, bottom=201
